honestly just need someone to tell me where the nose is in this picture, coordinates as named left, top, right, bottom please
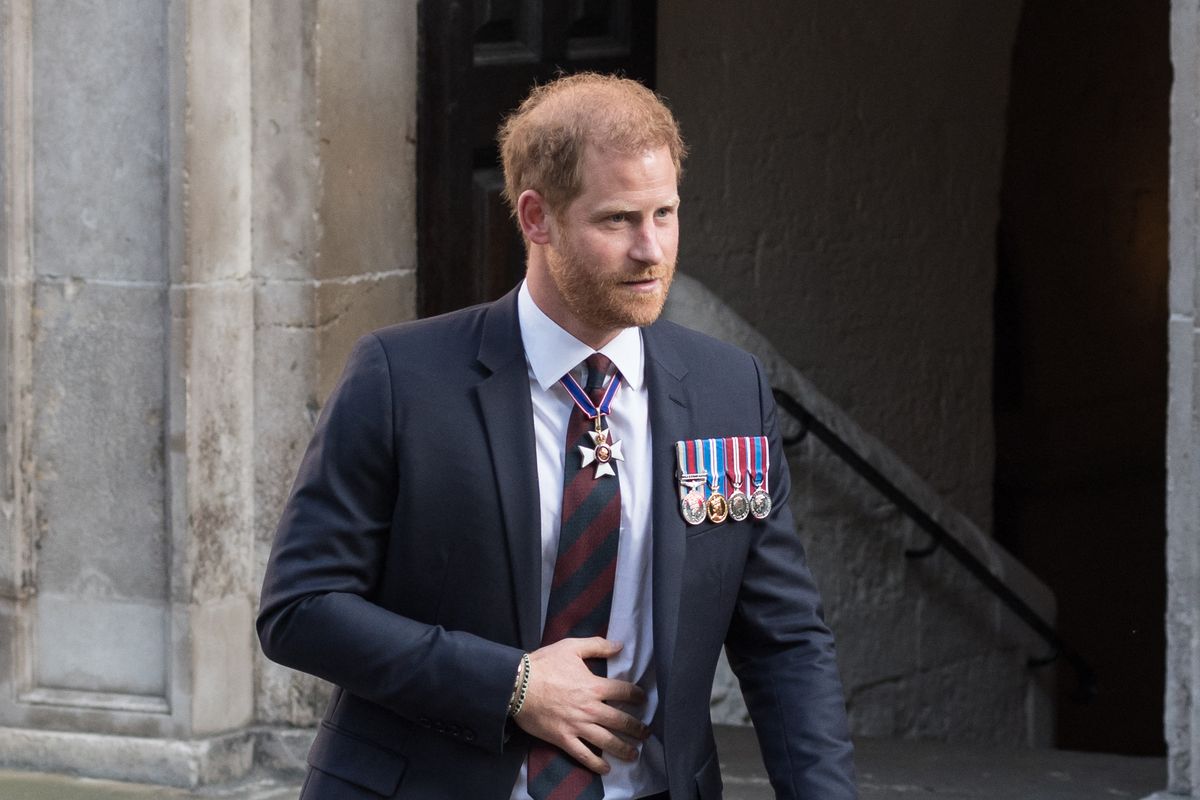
left=629, top=219, right=665, bottom=265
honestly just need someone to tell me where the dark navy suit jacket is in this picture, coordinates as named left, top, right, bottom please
left=257, top=288, right=856, bottom=799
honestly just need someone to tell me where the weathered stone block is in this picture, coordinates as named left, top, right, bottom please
left=30, top=280, right=168, bottom=601
left=190, top=597, right=254, bottom=735
left=0, top=727, right=256, bottom=788
left=251, top=0, right=318, bottom=282
left=833, top=599, right=919, bottom=691
left=256, top=653, right=330, bottom=728
left=315, top=0, right=416, bottom=281
left=32, top=0, right=167, bottom=282
left=846, top=680, right=899, bottom=738
left=182, top=282, right=255, bottom=604
left=35, top=593, right=166, bottom=696
left=908, top=651, right=1027, bottom=744
left=910, top=560, right=999, bottom=670
left=256, top=279, right=313, bottom=330
left=315, top=270, right=416, bottom=401
left=252, top=281, right=317, bottom=550
left=0, top=277, right=13, bottom=599
left=185, top=0, right=251, bottom=284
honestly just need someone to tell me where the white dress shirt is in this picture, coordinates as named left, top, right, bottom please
left=510, top=281, right=667, bottom=800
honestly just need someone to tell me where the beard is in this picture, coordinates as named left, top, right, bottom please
left=545, top=242, right=676, bottom=334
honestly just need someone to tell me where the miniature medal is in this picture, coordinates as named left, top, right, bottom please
left=705, top=438, right=729, bottom=523
left=675, top=440, right=708, bottom=525
left=726, top=436, right=750, bottom=522
left=749, top=435, right=772, bottom=520
left=681, top=477, right=708, bottom=525
left=749, top=488, right=772, bottom=520
left=706, top=493, right=729, bottom=524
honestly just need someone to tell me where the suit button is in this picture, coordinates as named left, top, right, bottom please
left=418, top=717, right=432, bottom=729
left=463, top=728, right=476, bottom=742
left=434, top=721, right=445, bottom=733
left=447, top=723, right=461, bottom=737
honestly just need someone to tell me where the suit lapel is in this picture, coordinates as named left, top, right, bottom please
left=643, top=323, right=690, bottom=704
left=475, top=290, right=542, bottom=651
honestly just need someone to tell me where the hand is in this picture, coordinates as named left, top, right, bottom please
left=513, top=637, right=650, bottom=774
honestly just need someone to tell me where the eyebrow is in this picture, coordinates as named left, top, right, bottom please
left=593, top=197, right=681, bottom=216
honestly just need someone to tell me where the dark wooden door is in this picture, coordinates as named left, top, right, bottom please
left=418, top=0, right=657, bottom=317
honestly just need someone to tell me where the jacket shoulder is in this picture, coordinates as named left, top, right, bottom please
left=363, top=302, right=492, bottom=369
left=647, top=318, right=763, bottom=376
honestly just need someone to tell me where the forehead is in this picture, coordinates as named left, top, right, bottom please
left=573, top=143, right=678, bottom=205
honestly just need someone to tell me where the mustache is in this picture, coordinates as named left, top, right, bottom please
left=618, top=264, right=674, bottom=282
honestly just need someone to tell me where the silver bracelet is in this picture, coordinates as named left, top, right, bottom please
left=508, top=652, right=531, bottom=717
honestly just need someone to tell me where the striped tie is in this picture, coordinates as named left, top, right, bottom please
left=528, top=354, right=621, bottom=800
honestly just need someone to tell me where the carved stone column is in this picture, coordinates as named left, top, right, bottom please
left=0, top=0, right=416, bottom=786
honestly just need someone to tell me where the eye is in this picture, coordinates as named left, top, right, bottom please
left=655, top=207, right=673, bottom=218
left=607, top=212, right=627, bottom=224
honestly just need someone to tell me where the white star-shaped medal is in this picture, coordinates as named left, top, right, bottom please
left=579, top=428, right=625, bottom=479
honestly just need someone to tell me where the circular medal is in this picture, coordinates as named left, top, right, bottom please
left=681, top=489, right=707, bottom=525
left=749, top=488, right=772, bottom=520
left=706, top=492, right=729, bottom=524
left=728, top=490, right=750, bottom=522
left=595, top=444, right=611, bottom=463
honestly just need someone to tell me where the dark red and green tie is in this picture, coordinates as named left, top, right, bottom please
left=528, top=354, right=622, bottom=800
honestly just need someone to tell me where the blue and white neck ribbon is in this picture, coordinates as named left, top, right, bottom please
left=563, top=364, right=624, bottom=479
left=560, top=367, right=621, bottom=422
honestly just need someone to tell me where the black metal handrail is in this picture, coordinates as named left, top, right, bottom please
left=772, top=387, right=1098, bottom=702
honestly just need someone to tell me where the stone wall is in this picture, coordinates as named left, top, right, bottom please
left=657, top=0, right=1022, bottom=532
left=250, top=0, right=419, bottom=731
left=1164, top=0, right=1200, bottom=794
left=0, top=0, right=417, bottom=784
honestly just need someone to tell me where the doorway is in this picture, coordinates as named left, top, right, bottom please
left=994, top=0, right=1170, bottom=755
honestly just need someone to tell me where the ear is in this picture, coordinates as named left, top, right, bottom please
left=517, top=190, right=554, bottom=245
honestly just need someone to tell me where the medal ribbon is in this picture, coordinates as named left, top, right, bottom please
left=727, top=436, right=743, bottom=490
left=677, top=441, right=702, bottom=486
left=689, top=439, right=707, bottom=499
left=752, top=435, right=769, bottom=491
left=762, top=436, right=770, bottom=493
left=706, top=438, right=725, bottom=495
left=560, top=366, right=620, bottom=421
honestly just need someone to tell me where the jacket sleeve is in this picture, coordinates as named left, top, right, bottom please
left=724, top=356, right=858, bottom=799
left=256, top=333, right=524, bottom=754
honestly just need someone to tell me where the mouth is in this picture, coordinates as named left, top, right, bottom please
left=620, top=271, right=669, bottom=293
left=621, top=277, right=663, bottom=294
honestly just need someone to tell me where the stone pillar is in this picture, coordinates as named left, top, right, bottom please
left=251, top=0, right=419, bottom=729
left=1163, top=0, right=1200, bottom=796
left=0, top=0, right=417, bottom=786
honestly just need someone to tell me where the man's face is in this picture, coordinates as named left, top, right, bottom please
left=542, top=144, right=679, bottom=344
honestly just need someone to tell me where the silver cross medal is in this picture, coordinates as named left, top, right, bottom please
left=580, top=422, right=624, bottom=479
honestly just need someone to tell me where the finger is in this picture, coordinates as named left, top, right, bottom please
left=574, top=637, right=623, bottom=659
left=581, top=724, right=640, bottom=762
left=564, top=735, right=610, bottom=774
left=592, top=704, right=650, bottom=740
left=597, top=677, right=646, bottom=705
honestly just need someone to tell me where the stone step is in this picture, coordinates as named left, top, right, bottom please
left=0, top=726, right=1167, bottom=799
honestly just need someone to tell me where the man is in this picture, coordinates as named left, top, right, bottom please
left=258, top=73, right=856, bottom=799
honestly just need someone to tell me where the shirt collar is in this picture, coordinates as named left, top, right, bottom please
left=517, top=280, right=645, bottom=393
